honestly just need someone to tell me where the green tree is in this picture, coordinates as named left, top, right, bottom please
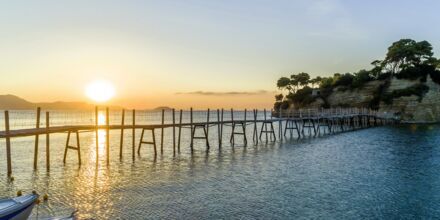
left=277, top=77, right=292, bottom=92
left=352, top=69, right=373, bottom=88
left=310, top=76, right=322, bottom=88
left=333, top=73, right=354, bottom=87
left=295, top=72, right=311, bottom=86
left=383, top=39, right=434, bottom=73
left=275, top=94, right=284, bottom=102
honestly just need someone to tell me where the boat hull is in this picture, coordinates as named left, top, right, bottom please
left=0, top=194, right=38, bottom=220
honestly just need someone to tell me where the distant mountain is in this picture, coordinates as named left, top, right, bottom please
left=0, top=95, right=35, bottom=109
left=152, top=106, right=173, bottom=111
left=0, top=94, right=118, bottom=110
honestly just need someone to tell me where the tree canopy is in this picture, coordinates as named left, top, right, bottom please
left=274, top=38, right=440, bottom=110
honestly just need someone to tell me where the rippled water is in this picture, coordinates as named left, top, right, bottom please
left=1, top=121, right=439, bottom=219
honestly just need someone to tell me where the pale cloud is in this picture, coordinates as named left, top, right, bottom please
left=176, top=90, right=274, bottom=96
left=307, top=0, right=344, bottom=16
left=304, top=0, right=368, bottom=40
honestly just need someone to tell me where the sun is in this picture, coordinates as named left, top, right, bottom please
left=85, top=80, right=115, bottom=102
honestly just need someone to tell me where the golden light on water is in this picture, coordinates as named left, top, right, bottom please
left=85, top=80, right=115, bottom=102
left=88, top=111, right=109, bottom=162
left=97, top=112, right=106, bottom=125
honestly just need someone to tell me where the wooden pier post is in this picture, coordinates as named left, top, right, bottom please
left=178, top=109, right=182, bottom=152
left=253, top=109, right=258, bottom=144
left=4, top=111, right=12, bottom=176
left=132, top=109, right=135, bottom=160
left=34, top=107, right=41, bottom=170
left=106, top=107, right=110, bottom=165
left=63, top=131, right=81, bottom=165
left=190, top=108, right=193, bottom=150
left=119, top=109, right=125, bottom=159
left=244, top=108, right=247, bottom=134
left=206, top=108, right=210, bottom=137
left=229, top=108, right=234, bottom=144
left=264, top=109, right=268, bottom=140
left=172, top=109, right=176, bottom=155
left=206, top=108, right=210, bottom=149
left=45, top=111, right=50, bottom=170
left=95, top=106, right=99, bottom=161
left=160, top=109, right=164, bottom=154
left=278, top=107, right=282, bottom=140
left=220, top=109, right=224, bottom=148
left=217, top=109, right=221, bottom=147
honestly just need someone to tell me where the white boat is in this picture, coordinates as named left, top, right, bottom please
left=0, top=194, right=38, bottom=220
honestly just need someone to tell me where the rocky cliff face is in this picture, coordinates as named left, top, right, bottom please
left=379, top=77, right=440, bottom=123
left=309, top=76, right=440, bottom=123
left=325, top=80, right=384, bottom=107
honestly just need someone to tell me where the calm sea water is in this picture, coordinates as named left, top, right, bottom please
left=0, top=111, right=439, bottom=219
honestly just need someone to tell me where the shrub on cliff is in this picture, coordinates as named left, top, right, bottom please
left=352, top=70, right=374, bottom=88
left=285, top=86, right=315, bottom=108
left=333, top=73, right=354, bottom=88
left=430, top=70, right=440, bottom=84
left=382, top=84, right=430, bottom=104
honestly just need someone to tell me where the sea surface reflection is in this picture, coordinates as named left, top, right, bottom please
left=1, top=124, right=439, bottom=219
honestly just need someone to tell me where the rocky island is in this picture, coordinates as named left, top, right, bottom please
left=275, top=39, right=440, bottom=123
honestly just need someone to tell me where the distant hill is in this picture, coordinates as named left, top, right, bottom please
left=0, top=95, right=35, bottom=109
left=152, top=106, right=173, bottom=111
left=0, top=94, right=118, bottom=110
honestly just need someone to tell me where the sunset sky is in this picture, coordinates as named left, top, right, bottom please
left=1, top=0, right=440, bottom=109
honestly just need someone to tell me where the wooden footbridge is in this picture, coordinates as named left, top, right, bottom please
left=0, top=107, right=398, bottom=176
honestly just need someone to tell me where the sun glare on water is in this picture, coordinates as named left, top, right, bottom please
left=85, top=80, right=115, bottom=102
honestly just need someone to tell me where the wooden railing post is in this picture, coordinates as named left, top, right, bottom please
left=34, top=107, right=41, bottom=170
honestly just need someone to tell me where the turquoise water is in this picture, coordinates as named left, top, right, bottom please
left=0, top=122, right=439, bottom=219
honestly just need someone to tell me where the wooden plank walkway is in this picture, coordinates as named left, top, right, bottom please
left=0, top=107, right=398, bottom=176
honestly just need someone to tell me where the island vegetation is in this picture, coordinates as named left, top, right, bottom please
left=275, top=39, right=440, bottom=110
